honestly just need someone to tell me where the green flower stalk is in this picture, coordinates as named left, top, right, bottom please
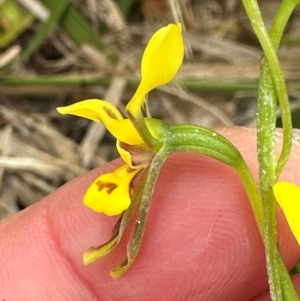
left=243, top=0, right=300, bottom=300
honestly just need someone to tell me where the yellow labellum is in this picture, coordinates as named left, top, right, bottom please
left=126, top=23, right=184, bottom=116
left=84, top=165, right=140, bottom=216
left=57, top=99, right=143, bottom=145
left=273, top=181, right=300, bottom=245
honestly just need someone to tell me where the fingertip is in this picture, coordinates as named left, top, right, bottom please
left=1, top=127, right=300, bottom=300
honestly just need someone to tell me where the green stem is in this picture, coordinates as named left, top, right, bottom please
left=111, top=147, right=169, bottom=278
left=164, top=123, right=264, bottom=235
left=242, top=0, right=294, bottom=179
left=242, top=0, right=299, bottom=300
left=269, top=0, right=297, bottom=177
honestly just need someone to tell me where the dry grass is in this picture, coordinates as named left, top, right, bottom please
left=1, top=0, right=300, bottom=219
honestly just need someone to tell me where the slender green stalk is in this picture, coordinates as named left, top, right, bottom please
left=269, top=0, right=298, bottom=177
left=267, top=0, right=299, bottom=261
left=165, top=123, right=264, bottom=235
left=111, top=147, right=169, bottom=278
left=243, top=0, right=295, bottom=179
left=242, top=0, right=299, bottom=299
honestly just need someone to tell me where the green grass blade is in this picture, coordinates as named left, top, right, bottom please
left=21, top=0, right=70, bottom=62
left=39, top=0, right=113, bottom=59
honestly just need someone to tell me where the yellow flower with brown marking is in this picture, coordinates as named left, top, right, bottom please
left=57, top=23, right=184, bottom=216
left=57, top=23, right=256, bottom=278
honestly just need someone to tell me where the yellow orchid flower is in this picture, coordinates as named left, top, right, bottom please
left=273, top=181, right=300, bottom=245
left=57, top=23, right=257, bottom=278
left=57, top=23, right=184, bottom=217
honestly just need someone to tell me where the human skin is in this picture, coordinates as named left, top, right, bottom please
left=0, top=127, right=300, bottom=300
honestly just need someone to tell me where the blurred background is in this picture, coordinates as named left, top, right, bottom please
left=1, top=0, right=300, bottom=219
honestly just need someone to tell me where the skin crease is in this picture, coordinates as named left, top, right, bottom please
left=0, top=127, right=300, bottom=300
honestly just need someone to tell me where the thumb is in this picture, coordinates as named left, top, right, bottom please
left=0, top=127, right=300, bottom=301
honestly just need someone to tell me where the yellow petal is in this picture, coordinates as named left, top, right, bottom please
left=84, top=165, right=140, bottom=216
left=273, top=181, right=300, bottom=245
left=57, top=99, right=123, bottom=121
left=141, top=23, right=184, bottom=91
left=57, top=99, right=143, bottom=145
left=127, top=23, right=184, bottom=114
